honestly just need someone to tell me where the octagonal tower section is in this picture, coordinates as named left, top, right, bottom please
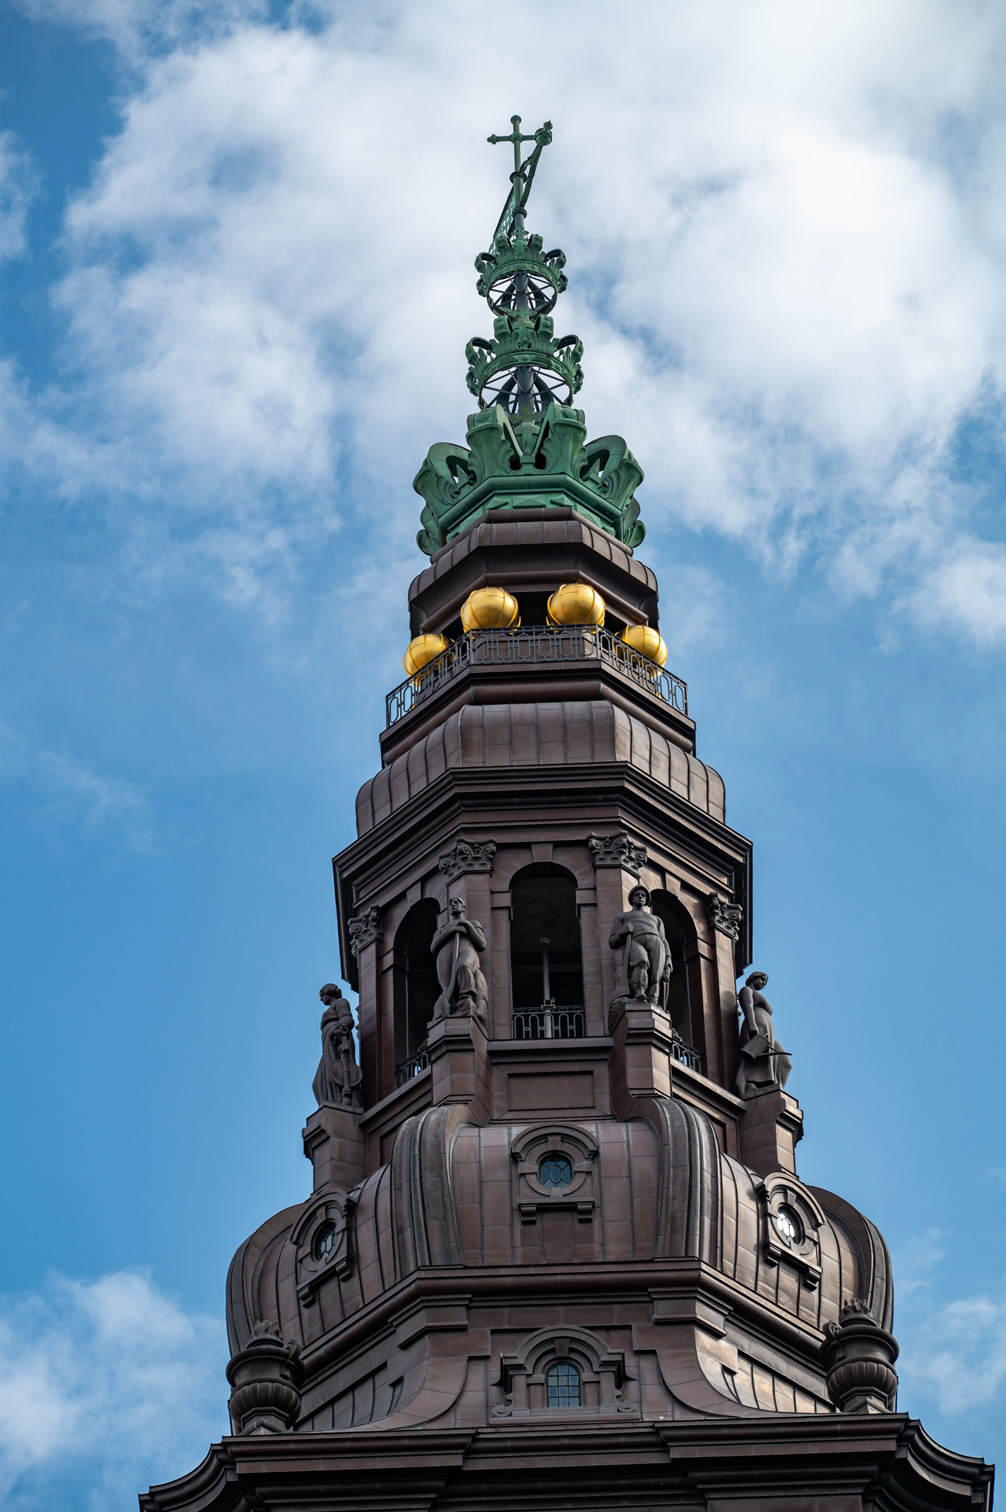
left=332, top=501, right=787, bottom=1186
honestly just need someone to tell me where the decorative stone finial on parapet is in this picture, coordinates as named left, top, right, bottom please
left=821, top=1298, right=899, bottom=1413
left=226, top=1321, right=303, bottom=1434
left=312, top=984, right=362, bottom=1110
left=736, top=971, right=791, bottom=1099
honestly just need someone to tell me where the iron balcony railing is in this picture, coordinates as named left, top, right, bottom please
left=395, top=1045, right=430, bottom=1086
left=513, top=1004, right=586, bottom=1040
left=386, top=625, right=688, bottom=728
left=670, top=1033, right=703, bottom=1073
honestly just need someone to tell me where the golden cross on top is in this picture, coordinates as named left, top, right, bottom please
left=487, top=115, right=554, bottom=241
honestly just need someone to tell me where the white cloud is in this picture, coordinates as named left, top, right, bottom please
left=893, top=1230, right=1006, bottom=1419
left=902, top=1286, right=1006, bottom=1416
left=0, top=130, right=34, bottom=265
left=0, top=724, right=156, bottom=851
left=908, top=541, right=1006, bottom=645
left=7, top=0, right=1006, bottom=642
left=0, top=1271, right=226, bottom=1512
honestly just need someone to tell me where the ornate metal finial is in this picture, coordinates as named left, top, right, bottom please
left=467, top=115, right=582, bottom=417
left=411, top=120, right=647, bottom=555
left=487, top=115, right=554, bottom=242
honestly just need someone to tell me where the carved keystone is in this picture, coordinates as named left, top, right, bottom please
left=226, top=1322, right=304, bottom=1434
left=821, top=1298, right=899, bottom=1414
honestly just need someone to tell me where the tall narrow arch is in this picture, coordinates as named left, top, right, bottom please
left=650, top=889, right=700, bottom=1049
left=510, top=863, right=584, bottom=1038
left=393, top=899, right=440, bottom=1065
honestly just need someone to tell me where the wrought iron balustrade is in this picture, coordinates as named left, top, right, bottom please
left=512, top=1004, right=585, bottom=1040
left=395, top=1045, right=430, bottom=1086
left=670, top=1033, right=702, bottom=1073
left=386, top=625, right=688, bottom=727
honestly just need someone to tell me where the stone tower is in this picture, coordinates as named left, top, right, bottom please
left=141, top=121, right=992, bottom=1512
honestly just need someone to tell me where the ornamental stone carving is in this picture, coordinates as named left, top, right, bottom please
left=588, top=832, right=647, bottom=876
left=438, top=837, right=497, bottom=881
left=226, top=1322, right=303, bottom=1434
left=822, top=1299, right=899, bottom=1413
left=348, top=906, right=382, bottom=957
left=707, top=891, right=742, bottom=941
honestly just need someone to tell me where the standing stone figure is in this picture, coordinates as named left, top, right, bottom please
left=431, top=897, right=489, bottom=1025
left=312, top=983, right=363, bottom=1109
left=735, top=971, right=791, bottom=1099
left=608, top=884, right=672, bottom=1008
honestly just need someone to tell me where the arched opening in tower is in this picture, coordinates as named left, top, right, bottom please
left=650, top=889, right=699, bottom=1048
left=510, top=863, right=584, bottom=1038
left=394, top=899, right=440, bottom=1058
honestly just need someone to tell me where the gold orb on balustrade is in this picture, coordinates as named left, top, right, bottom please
left=618, top=624, right=668, bottom=667
left=461, top=586, right=520, bottom=631
left=546, top=583, right=606, bottom=627
left=402, top=633, right=451, bottom=677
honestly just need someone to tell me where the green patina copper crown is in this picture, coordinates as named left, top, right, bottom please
left=413, top=117, right=646, bottom=556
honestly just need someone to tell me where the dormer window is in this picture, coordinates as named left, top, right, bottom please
left=538, top=1154, right=573, bottom=1189
left=545, top=1360, right=582, bottom=1407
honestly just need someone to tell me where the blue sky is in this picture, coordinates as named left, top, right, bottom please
left=1, top=0, right=1005, bottom=1506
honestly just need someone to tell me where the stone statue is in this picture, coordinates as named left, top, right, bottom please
left=735, top=971, right=791, bottom=1098
left=608, top=884, right=672, bottom=1008
left=312, top=984, right=363, bottom=1109
left=431, top=897, right=488, bottom=1025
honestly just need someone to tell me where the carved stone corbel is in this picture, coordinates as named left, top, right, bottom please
left=707, top=892, right=742, bottom=940
left=438, top=838, right=497, bottom=881
left=348, top=906, right=382, bottom=957
left=588, top=832, right=647, bottom=876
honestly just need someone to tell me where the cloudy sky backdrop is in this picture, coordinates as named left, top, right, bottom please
left=2, top=1, right=1006, bottom=1506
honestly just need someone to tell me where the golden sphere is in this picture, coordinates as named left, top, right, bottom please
left=402, top=633, right=451, bottom=676
left=546, top=583, right=606, bottom=627
left=619, top=624, right=668, bottom=667
left=461, top=586, right=519, bottom=631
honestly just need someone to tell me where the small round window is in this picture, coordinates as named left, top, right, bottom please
left=313, top=1222, right=338, bottom=1261
left=539, top=1154, right=573, bottom=1189
left=773, top=1205, right=803, bottom=1246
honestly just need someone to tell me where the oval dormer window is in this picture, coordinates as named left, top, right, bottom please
left=313, top=1222, right=338, bottom=1261
left=539, top=1154, right=573, bottom=1189
left=773, top=1205, right=803, bottom=1246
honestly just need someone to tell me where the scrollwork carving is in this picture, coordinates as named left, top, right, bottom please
left=348, top=906, right=382, bottom=957
left=707, top=891, right=742, bottom=941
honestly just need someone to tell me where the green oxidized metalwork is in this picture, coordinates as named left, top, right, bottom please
left=414, top=117, right=646, bottom=555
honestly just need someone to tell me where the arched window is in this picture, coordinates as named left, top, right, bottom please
left=545, top=1360, right=582, bottom=1407
left=650, top=890, right=697, bottom=1047
left=394, top=900, right=440, bottom=1065
left=510, top=864, right=584, bottom=1038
